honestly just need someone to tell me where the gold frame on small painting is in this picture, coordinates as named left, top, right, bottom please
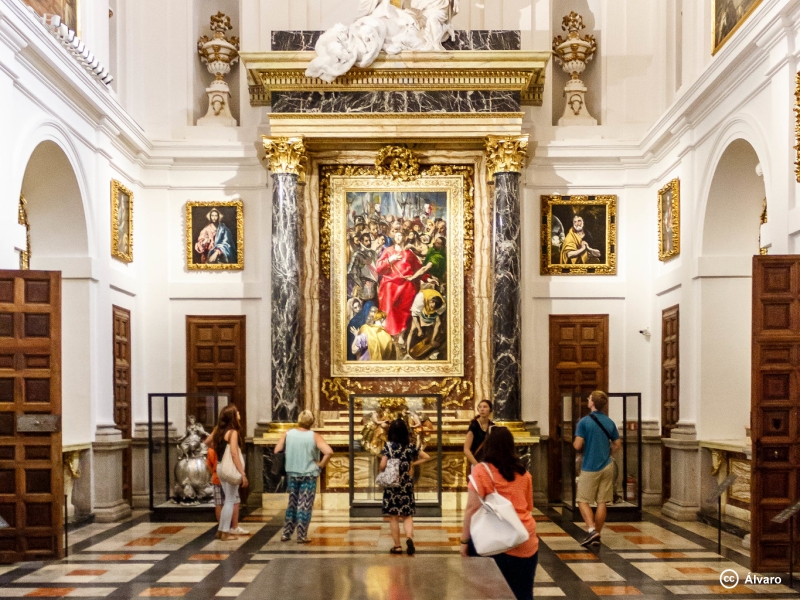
left=185, top=200, right=244, bottom=270
left=658, top=178, right=680, bottom=262
left=330, top=175, right=465, bottom=378
left=795, top=71, right=800, bottom=183
left=540, top=195, right=617, bottom=275
left=712, top=0, right=762, bottom=55
left=110, top=179, right=133, bottom=263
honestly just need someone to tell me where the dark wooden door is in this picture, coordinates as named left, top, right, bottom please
left=549, top=315, right=609, bottom=502
left=186, top=316, right=246, bottom=430
left=112, top=306, right=132, bottom=506
left=751, top=256, right=800, bottom=572
left=661, top=305, right=679, bottom=503
left=0, top=271, right=62, bottom=563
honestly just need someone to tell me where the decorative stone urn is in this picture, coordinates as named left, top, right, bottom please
left=197, top=12, right=240, bottom=127
left=552, top=12, right=597, bottom=126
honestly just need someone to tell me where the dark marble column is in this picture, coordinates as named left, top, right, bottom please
left=263, top=137, right=307, bottom=424
left=486, top=135, right=528, bottom=424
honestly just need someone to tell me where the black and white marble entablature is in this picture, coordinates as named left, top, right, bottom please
left=271, top=90, right=520, bottom=114
left=271, top=30, right=521, bottom=52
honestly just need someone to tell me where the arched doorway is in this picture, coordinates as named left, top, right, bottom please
left=697, top=138, right=765, bottom=440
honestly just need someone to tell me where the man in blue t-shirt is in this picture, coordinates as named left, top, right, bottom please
left=573, top=391, right=621, bottom=547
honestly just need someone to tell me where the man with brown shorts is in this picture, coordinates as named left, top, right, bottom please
left=573, top=391, right=621, bottom=546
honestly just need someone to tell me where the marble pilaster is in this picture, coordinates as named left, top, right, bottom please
left=485, top=136, right=528, bottom=423
left=264, top=137, right=307, bottom=424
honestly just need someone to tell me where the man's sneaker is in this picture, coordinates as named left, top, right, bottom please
left=590, top=534, right=601, bottom=545
left=580, top=531, right=601, bottom=547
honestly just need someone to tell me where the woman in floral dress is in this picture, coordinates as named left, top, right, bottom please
left=380, top=419, right=431, bottom=555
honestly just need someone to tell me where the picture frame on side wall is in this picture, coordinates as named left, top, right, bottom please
left=712, top=0, right=762, bottom=55
left=22, top=0, right=79, bottom=32
left=111, top=179, right=133, bottom=263
left=540, top=194, right=617, bottom=275
left=795, top=71, right=799, bottom=183
left=658, top=178, right=680, bottom=262
left=185, top=200, right=244, bottom=270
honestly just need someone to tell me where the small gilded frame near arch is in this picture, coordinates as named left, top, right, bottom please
left=185, top=199, right=244, bottom=270
left=111, top=179, right=134, bottom=263
left=658, top=178, right=680, bottom=262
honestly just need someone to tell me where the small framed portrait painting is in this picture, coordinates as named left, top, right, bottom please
left=111, top=180, right=133, bottom=263
left=658, top=178, right=680, bottom=262
left=713, top=0, right=762, bottom=55
left=540, top=195, right=617, bottom=275
left=185, top=200, right=244, bottom=270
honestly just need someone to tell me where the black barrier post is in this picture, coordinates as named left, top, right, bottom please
left=706, top=474, right=738, bottom=556
left=64, top=495, right=68, bottom=558
left=769, top=498, right=800, bottom=588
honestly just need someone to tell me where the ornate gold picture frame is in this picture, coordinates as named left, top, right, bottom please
left=111, top=179, right=133, bottom=263
left=330, top=175, right=465, bottom=378
left=795, top=71, right=799, bottom=183
left=712, top=0, right=762, bottom=55
left=185, top=200, right=244, bottom=270
left=540, top=195, right=617, bottom=275
left=658, top=178, right=680, bottom=261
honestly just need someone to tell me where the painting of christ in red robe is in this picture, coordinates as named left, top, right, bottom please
left=375, top=228, right=427, bottom=336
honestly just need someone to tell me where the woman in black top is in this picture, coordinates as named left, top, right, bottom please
left=463, top=399, right=494, bottom=467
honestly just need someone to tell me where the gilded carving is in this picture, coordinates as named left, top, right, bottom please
left=374, top=146, right=420, bottom=182
left=485, top=135, right=529, bottom=177
left=418, top=377, right=474, bottom=408
left=262, top=136, right=307, bottom=177
left=18, top=195, right=30, bottom=270
left=321, top=377, right=375, bottom=408
left=759, top=197, right=768, bottom=255
left=319, top=163, right=475, bottom=277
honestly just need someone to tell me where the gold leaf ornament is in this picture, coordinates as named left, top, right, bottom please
left=374, top=146, right=421, bottom=182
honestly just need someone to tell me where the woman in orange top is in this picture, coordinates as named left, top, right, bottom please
left=460, top=427, right=538, bottom=600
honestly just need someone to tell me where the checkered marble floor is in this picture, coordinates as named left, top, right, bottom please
left=0, top=506, right=797, bottom=599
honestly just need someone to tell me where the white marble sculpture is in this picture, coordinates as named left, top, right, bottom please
left=306, top=0, right=459, bottom=82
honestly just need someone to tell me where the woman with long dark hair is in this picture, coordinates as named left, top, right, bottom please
left=380, top=418, right=431, bottom=555
left=460, top=427, right=538, bottom=600
left=463, top=399, right=494, bottom=467
left=209, top=405, right=248, bottom=541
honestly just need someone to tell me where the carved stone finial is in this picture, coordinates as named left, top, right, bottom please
left=374, top=146, right=420, bottom=182
left=485, top=135, right=529, bottom=177
left=262, top=137, right=308, bottom=177
left=197, top=12, right=239, bottom=126
left=552, top=12, right=597, bottom=125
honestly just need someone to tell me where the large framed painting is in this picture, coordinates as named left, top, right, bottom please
left=329, top=175, right=465, bottom=378
left=540, top=195, right=617, bottom=275
left=658, top=178, right=680, bottom=261
left=23, top=0, right=78, bottom=31
left=185, top=200, right=244, bottom=270
left=713, top=0, right=762, bottom=55
left=111, top=179, right=133, bottom=263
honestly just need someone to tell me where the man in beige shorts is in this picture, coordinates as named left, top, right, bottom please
left=573, top=391, right=621, bottom=546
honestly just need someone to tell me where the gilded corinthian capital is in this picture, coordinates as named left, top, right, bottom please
left=262, top=136, right=307, bottom=176
left=485, top=135, right=529, bottom=177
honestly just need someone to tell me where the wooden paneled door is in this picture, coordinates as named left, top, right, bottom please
left=112, top=306, right=132, bottom=506
left=751, top=257, right=800, bottom=572
left=661, top=305, right=680, bottom=503
left=548, top=315, right=609, bottom=502
left=186, top=316, right=246, bottom=429
left=0, top=271, right=63, bottom=563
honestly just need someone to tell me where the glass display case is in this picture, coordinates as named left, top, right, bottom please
left=147, top=393, right=228, bottom=517
left=349, top=394, right=443, bottom=517
left=559, top=392, right=642, bottom=521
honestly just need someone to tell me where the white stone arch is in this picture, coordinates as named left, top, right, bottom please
left=12, top=120, right=96, bottom=260
left=16, top=126, right=97, bottom=448
left=693, top=118, right=766, bottom=441
left=694, top=115, right=771, bottom=259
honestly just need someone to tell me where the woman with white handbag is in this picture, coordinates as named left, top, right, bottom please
left=459, top=427, right=538, bottom=600
left=209, top=405, right=249, bottom=541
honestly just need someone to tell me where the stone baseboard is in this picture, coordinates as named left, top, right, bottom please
left=662, top=499, right=699, bottom=521
left=93, top=500, right=132, bottom=523
left=642, top=492, right=662, bottom=507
